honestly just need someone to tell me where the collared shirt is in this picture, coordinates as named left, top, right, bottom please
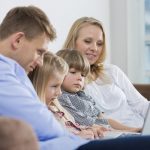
left=58, top=90, right=108, bottom=126
left=0, top=54, right=88, bottom=150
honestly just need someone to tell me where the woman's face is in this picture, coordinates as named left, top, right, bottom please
left=75, top=24, right=104, bottom=65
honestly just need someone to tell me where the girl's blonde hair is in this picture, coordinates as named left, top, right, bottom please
left=62, top=17, right=107, bottom=82
left=28, top=51, right=68, bottom=103
left=56, top=49, right=90, bottom=77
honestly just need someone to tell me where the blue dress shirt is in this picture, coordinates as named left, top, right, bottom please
left=0, top=55, right=88, bottom=150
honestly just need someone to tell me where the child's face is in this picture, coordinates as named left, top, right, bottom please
left=62, top=68, right=85, bottom=93
left=45, top=72, right=65, bottom=106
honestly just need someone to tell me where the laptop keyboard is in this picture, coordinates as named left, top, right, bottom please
left=101, top=130, right=140, bottom=139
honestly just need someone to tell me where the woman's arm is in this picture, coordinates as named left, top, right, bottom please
left=111, top=64, right=149, bottom=117
left=108, top=118, right=142, bottom=132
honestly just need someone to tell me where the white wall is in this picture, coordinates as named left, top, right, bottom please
left=127, top=0, right=145, bottom=83
left=109, top=0, right=128, bottom=73
left=0, top=0, right=111, bottom=62
left=109, top=0, right=149, bottom=83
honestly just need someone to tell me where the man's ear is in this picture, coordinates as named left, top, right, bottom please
left=11, top=32, right=25, bottom=50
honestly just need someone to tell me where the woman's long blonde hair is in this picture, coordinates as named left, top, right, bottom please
left=62, top=17, right=107, bottom=82
left=28, top=51, right=68, bottom=103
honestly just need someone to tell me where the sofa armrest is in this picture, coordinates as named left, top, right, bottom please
left=133, top=84, right=150, bottom=100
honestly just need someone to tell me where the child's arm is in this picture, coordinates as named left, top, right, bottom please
left=58, top=94, right=110, bottom=138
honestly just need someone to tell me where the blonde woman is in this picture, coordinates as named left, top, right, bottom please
left=62, top=17, right=149, bottom=128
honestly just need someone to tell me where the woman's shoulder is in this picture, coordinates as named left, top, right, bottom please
left=104, top=64, right=120, bottom=71
left=104, top=64, right=123, bottom=75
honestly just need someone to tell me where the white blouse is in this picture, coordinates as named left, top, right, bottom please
left=84, top=64, right=149, bottom=128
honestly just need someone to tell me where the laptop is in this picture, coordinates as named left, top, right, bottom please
left=101, top=104, right=150, bottom=139
left=141, top=103, right=150, bottom=136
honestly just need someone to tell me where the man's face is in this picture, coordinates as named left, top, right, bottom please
left=16, top=33, right=49, bottom=73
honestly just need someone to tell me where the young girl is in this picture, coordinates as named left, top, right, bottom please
left=28, top=51, right=107, bottom=139
left=57, top=49, right=141, bottom=132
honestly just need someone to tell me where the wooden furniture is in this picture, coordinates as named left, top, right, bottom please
left=133, top=84, right=150, bottom=100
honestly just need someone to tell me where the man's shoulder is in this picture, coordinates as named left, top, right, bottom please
left=0, top=55, right=13, bottom=71
left=0, top=55, right=26, bottom=81
left=0, top=55, right=21, bottom=76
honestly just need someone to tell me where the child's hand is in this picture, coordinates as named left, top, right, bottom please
left=73, top=129, right=94, bottom=140
left=89, top=124, right=111, bottom=139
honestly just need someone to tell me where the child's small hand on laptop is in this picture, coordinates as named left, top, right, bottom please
left=90, top=124, right=111, bottom=139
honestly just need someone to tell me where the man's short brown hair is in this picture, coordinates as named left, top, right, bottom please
left=0, top=5, right=56, bottom=41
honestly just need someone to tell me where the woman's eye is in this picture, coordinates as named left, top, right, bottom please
left=97, top=42, right=103, bottom=47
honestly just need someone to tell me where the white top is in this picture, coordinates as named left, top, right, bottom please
left=84, top=64, right=149, bottom=128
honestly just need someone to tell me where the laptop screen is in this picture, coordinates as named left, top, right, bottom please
left=141, top=104, right=150, bottom=135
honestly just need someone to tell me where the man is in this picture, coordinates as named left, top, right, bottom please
left=0, top=6, right=87, bottom=150
left=0, top=5, right=150, bottom=150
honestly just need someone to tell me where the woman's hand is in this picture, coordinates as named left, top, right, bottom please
left=128, top=127, right=142, bottom=133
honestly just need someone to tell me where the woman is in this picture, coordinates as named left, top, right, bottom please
left=62, top=17, right=149, bottom=128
